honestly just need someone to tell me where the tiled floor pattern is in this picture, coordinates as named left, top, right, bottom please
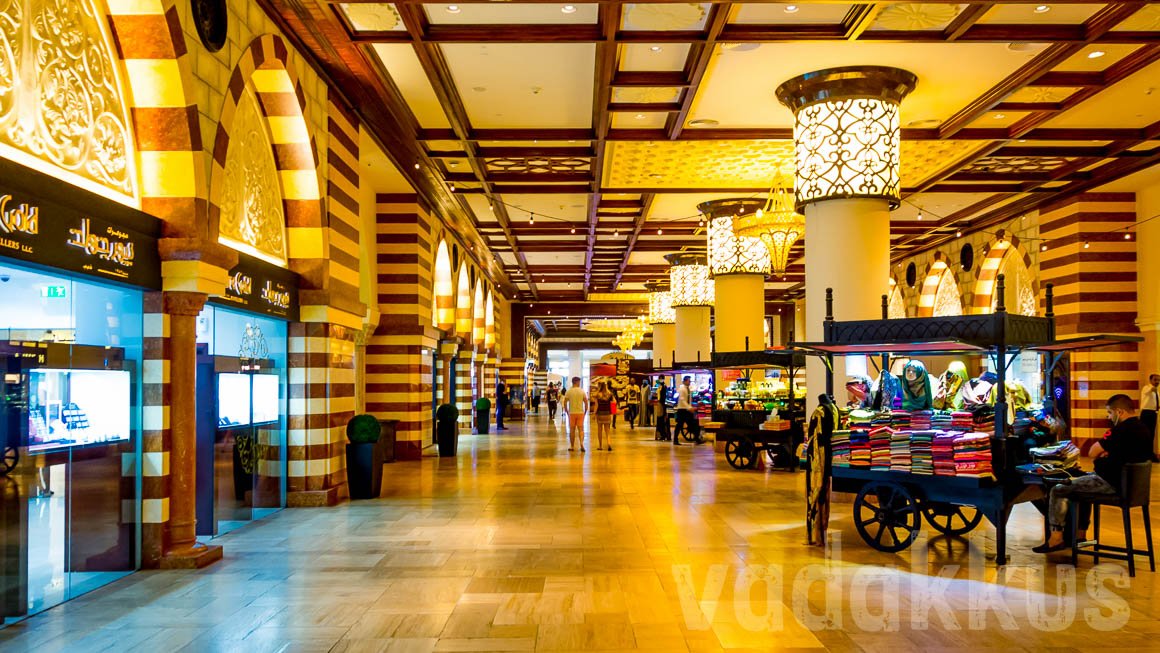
left=1, top=415, right=1158, bottom=652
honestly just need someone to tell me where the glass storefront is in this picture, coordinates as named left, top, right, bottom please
left=0, top=260, right=142, bottom=625
left=195, top=306, right=288, bottom=537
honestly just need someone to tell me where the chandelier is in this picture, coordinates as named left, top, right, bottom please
left=700, top=199, right=770, bottom=277
left=665, top=253, right=714, bottom=307
left=612, top=316, right=649, bottom=352
left=582, top=317, right=650, bottom=333
left=775, top=66, right=917, bottom=210
left=645, top=280, right=675, bottom=325
left=732, top=180, right=805, bottom=277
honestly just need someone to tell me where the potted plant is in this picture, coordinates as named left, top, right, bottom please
left=346, top=414, right=384, bottom=499
left=474, top=397, right=491, bottom=435
left=436, top=403, right=460, bottom=457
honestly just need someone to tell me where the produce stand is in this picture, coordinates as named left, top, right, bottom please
left=706, top=349, right=809, bottom=471
left=796, top=280, right=1140, bottom=564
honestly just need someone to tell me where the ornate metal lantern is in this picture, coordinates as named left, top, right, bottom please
left=665, top=253, right=714, bottom=307
left=700, top=199, right=771, bottom=277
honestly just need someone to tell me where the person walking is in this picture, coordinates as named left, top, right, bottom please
left=592, top=381, right=614, bottom=451
left=563, top=376, right=587, bottom=452
left=495, top=381, right=509, bottom=431
left=674, top=375, right=705, bottom=445
left=624, top=381, right=640, bottom=429
left=546, top=382, right=560, bottom=421
left=1141, top=373, right=1159, bottom=460
left=654, top=379, right=671, bottom=442
left=642, top=381, right=654, bottom=428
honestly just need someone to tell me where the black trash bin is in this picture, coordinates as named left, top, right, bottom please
left=436, top=403, right=459, bottom=456
left=474, top=397, right=491, bottom=435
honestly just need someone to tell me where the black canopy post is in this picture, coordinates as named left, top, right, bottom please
left=995, top=274, right=1007, bottom=313
left=881, top=294, right=888, bottom=320
left=1045, top=282, right=1055, bottom=318
left=825, top=288, right=834, bottom=322
left=745, top=335, right=750, bottom=352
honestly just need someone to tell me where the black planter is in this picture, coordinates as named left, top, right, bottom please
left=437, top=414, right=459, bottom=457
left=346, top=441, right=384, bottom=499
left=475, top=409, right=489, bottom=434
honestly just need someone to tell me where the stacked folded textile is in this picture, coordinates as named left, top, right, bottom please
left=869, top=426, right=893, bottom=470
left=1029, top=440, right=1080, bottom=469
left=889, top=430, right=912, bottom=472
left=831, top=430, right=851, bottom=467
left=890, top=410, right=912, bottom=430
left=910, top=430, right=934, bottom=475
left=911, top=410, right=933, bottom=430
left=849, top=430, right=871, bottom=468
left=952, top=433, right=993, bottom=478
left=950, top=411, right=973, bottom=431
left=933, top=432, right=958, bottom=476
left=847, top=409, right=876, bottom=429
left=931, top=411, right=953, bottom=431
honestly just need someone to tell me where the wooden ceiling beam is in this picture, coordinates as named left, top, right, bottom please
left=584, top=3, right=621, bottom=301
left=844, top=3, right=884, bottom=41
left=612, top=193, right=657, bottom=289
left=943, top=3, right=991, bottom=41
left=665, top=2, right=732, bottom=141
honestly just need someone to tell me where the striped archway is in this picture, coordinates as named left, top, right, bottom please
left=433, top=239, right=455, bottom=331
left=973, top=229, right=1036, bottom=314
left=208, top=34, right=326, bottom=288
left=917, top=252, right=965, bottom=317
left=455, top=263, right=474, bottom=336
left=473, top=280, right=486, bottom=348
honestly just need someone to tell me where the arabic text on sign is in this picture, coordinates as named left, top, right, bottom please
left=261, top=281, right=291, bottom=309
left=66, top=218, right=136, bottom=268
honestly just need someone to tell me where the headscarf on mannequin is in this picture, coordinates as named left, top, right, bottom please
left=871, top=369, right=903, bottom=411
left=933, top=360, right=968, bottom=410
left=845, top=375, right=873, bottom=409
left=901, top=359, right=933, bottom=411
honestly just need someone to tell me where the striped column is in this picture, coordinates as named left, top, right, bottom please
left=498, top=360, right=526, bottom=422
left=287, top=323, right=356, bottom=506
left=1039, top=193, right=1139, bottom=441
left=365, top=195, right=439, bottom=459
left=141, top=293, right=170, bottom=567
left=454, top=348, right=475, bottom=432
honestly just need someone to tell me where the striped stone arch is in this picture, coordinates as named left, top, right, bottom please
left=972, top=229, right=1036, bottom=314
left=917, top=252, right=966, bottom=317
left=105, top=0, right=205, bottom=236
left=473, top=280, right=486, bottom=348
left=209, top=34, right=326, bottom=288
left=433, top=239, right=455, bottom=331
left=455, top=263, right=474, bottom=336
left=887, top=275, right=908, bottom=319
left=485, top=289, right=496, bottom=352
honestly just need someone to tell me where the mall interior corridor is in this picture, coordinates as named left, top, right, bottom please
left=0, top=415, right=1157, bottom=653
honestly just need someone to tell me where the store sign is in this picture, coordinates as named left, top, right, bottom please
left=0, top=187, right=159, bottom=288
left=214, top=252, right=299, bottom=320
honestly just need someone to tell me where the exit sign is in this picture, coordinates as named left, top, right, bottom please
left=41, top=285, right=66, bottom=299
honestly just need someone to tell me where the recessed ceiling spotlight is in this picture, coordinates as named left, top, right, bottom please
left=994, top=113, right=1007, bottom=119
left=635, top=113, right=645, bottom=119
left=1034, top=5, right=1051, bottom=13
left=472, top=86, right=486, bottom=92
left=650, top=46, right=662, bottom=52
left=1007, top=42, right=1033, bottom=52
left=688, top=118, right=719, bottom=127
left=649, top=173, right=663, bottom=179
left=721, top=43, right=761, bottom=53
left=561, top=4, right=577, bottom=14
left=1088, top=50, right=1106, bottom=59
left=446, top=5, right=460, bottom=14
left=784, top=4, right=799, bottom=13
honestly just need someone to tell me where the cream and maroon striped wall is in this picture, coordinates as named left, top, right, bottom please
left=1039, top=193, right=1139, bottom=441
left=140, top=293, right=171, bottom=567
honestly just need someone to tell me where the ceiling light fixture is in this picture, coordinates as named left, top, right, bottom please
left=1124, top=232, right=1132, bottom=240
left=916, top=211, right=923, bottom=221
left=657, top=228, right=663, bottom=235
left=688, top=118, right=719, bottom=127
left=1034, top=5, right=1051, bottom=13
left=956, top=229, right=963, bottom=238
left=1040, top=243, right=1048, bottom=252
left=561, top=4, right=577, bottom=14
left=1083, top=241, right=1090, bottom=249
left=414, top=162, right=420, bottom=170
left=446, top=4, right=460, bottom=14
left=570, top=226, right=576, bottom=234
left=650, top=46, right=662, bottom=52
left=635, top=113, right=645, bottom=119
left=614, top=229, right=619, bottom=237
left=784, top=4, right=799, bottom=13
left=529, top=213, right=535, bottom=224
left=1088, top=50, right=1106, bottom=59
left=994, top=113, right=1006, bottom=119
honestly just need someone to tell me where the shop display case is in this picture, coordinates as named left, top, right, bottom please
left=26, top=369, right=130, bottom=453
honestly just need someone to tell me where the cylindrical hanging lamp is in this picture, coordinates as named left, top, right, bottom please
left=646, top=280, right=676, bottom=368
left=701, top=198, right=769, bottom=353
left=666, top=253, right=713, bottom=365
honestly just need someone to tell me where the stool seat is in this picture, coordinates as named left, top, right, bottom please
left=1071, top=462, right=1154, bottom=577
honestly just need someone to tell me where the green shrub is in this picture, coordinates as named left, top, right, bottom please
left=475, top=397, right=491, bottom=411
left=437, top=403, right=460, bottom=421
left=346, top=414, right=382, bottom=444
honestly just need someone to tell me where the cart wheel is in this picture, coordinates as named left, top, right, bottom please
left=0, top=446, right=17, bottom=476
left=854, top=482, right=920, bottom=553
left=681, top=425, right=697, bottom=443
left=725, top=438, right=756, bottom=470
left=921, top=502, right=982, bottom=536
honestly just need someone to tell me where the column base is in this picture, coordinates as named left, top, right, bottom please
left=396, top=440, right=424, bottom=461
left=160, top=543, right=223, bottom=570
left=288, top=485, right=347, bottom=507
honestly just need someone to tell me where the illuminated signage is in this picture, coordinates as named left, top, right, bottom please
left=214, top=252, right=298, bottom=320
left=41, top=285, right=67, bottom=299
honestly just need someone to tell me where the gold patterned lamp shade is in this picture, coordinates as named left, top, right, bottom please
left=665, top=253, right=714, bottom=307
left=645, top=281, right=675, bottom=325
left=732, top=185, right=805, bottom=277
left=775, top=66, right=917, bottom=211
left=699, top=199, right=771, bottom=277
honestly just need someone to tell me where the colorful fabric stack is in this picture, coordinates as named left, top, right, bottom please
left=890, top=410, right=911, bottom=430
left=847, top=409, right=875, bottom=430
left=889, top=430, right=912, bottom=472
left=951, top=412, right=969, bottom=433
left=952, top=433, right=993, bottom=478
left=869, top=426, right=893, bottom=470
left=931, top=411, right=953, bottom=431
left=933, top=433, right=958, bottom=476
left=910, top=430, right=934, bottom=475
left=972, top=412, right=995, bottom=436
left=910, top=410, right=933, bottom=430
left=1029, top=440, right=1080, bottom=469
left=849, top=430, right=871, bottom=468
left=831, top=430, right=851, bottom=467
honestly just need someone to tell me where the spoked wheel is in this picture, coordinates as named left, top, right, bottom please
left=0, top=446, right=17, bottom=476
left=854, top=481, right=921, bottom=553
left=681, top=425, right=698, bottom=442
left=725, top=438, right=757, bottom=470
left=921, top=502, right=983, bottom=536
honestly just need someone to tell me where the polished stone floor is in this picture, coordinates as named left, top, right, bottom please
left=2, top=414, right=1158, bottom=652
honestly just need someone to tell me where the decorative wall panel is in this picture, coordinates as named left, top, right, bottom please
left=218, top=86, right=287, bottom=265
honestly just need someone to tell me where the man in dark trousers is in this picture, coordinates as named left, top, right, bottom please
left=495, top=382, right=509, bottom=431
left=1034, top=394, right=1153, bottom=553
left=1140, top=373, right=1159, bottom=460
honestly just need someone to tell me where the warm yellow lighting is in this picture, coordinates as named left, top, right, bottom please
left=645, top=281, right=675, bottom=325
left=701, top=199, right=771, bottom=277
left=583, top=317, right=651, bottom=333
left=731, top=184, right=805, bottom=277
left=666, top=253, right=714, bottom=307
left=219, top=86, right=288, bottom=265
left=776, top=66, right=917, bottom=210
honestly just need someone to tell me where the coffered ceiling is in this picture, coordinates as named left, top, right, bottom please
left=262, top=1, right=1160, bottom=319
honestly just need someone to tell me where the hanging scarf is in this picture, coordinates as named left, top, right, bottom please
left=961, top=371, right=997, bottom=408
left=872, top=370, right=902, bottom=411
left=901, top=360, right=933, bottom=411
left=806, top=396, right=839, bottom=547
left=845, top=375, right=873, bottom=409
left=933, top=361, right=968, bottom=410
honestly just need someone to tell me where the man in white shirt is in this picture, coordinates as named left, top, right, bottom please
left=1141, top=373, right=1159, bottom=459
left=674, top=375, right=704, bottom=445
left=563, top=376, right=588, bottom=453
